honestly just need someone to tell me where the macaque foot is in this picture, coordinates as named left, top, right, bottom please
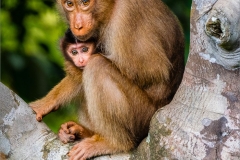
left=58, top=121, right=94, bottom=144
left=68, top=135, right=113, bottom=160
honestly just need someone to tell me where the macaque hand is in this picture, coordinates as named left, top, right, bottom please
left=58, top=121, right=81, bottom=143
left=58, top=121, right=93, bottom=144
left=29, top=99, right=59, bottom=122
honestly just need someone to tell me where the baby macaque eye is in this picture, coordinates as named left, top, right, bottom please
left=82, top=47, right=89, bottom=52
left=71, top=49, right=78, bottom=55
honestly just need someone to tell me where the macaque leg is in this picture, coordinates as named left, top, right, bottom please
left=29, top=63, right=83, bottom=121
left=68, top=54, right=157, bottom=159
left=58, top=121, right=94, bottom=143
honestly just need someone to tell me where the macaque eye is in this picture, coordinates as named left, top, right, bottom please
left=81, top=0, right=90, bottom=6
left=71, top=49, right=78, bottom=55
left=66, top=0, right=74, bottom=7
left=82, top=47, right=89, bottom=52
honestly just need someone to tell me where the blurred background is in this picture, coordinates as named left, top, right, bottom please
left=0, top=0, right=192, bottom=133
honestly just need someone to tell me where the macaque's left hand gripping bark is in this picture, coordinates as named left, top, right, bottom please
left=29, top=75, right=82, bottom=122
left=29, top=99, right=59, bottom=121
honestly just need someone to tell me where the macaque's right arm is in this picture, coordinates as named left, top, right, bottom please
left=29, top=61, right=83, bottom=121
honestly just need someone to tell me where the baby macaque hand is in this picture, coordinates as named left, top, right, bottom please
left=58, top=121, right=94, bottom=143
left=58, top=121, right=80, bottom=143
left=29, top=99, right=59, bottom=122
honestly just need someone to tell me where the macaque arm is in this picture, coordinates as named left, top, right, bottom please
left=30, top=62, right=83, bottom=121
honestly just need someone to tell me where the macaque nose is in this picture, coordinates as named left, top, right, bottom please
left=79, top=57, right=84, bottom=63
left=75, top=14, right=83, bottom=30
left=75, top=23, right=83, bottom=30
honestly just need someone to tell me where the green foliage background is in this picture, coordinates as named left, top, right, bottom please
left=0, top=0, right=191, bottom=133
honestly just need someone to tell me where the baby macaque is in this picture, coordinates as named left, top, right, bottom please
left=58, top=29, right=98, bottom=144
left=61, top=28, right=96, bottom=69
left=29, top=29, right=97, bottom=122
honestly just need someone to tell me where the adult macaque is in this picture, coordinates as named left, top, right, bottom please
left=31, top=0, right=185, bottom=159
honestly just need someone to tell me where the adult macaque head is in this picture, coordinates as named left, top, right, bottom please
left=60, top=28, right=96, bottom=69
left=58, top=0, right=113, bottom=41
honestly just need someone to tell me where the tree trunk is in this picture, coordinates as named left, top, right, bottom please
left=1, top=0, right=240, bottom=159
left=131, top=0, right=240, bottom=159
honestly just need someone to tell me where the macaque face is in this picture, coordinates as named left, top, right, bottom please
left=61, top=0, right=97, bottom=41
left=66, top=42, right=95, bottom=69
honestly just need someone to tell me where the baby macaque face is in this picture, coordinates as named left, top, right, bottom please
left=66, top=42, right=95, bottom=69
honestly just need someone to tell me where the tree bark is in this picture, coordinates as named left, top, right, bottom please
left=131, top=0, right=240, bottom=159
left=0, top=82, right=69, bottom=159
left=1, top=0, right=240, bottom=159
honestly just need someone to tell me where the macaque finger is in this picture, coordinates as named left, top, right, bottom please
left=68, top=143, right=87, bottom=160
left=29, top=105, right=43, bottom=121
left=69, top=125, right=81, bottom=135
left=67, top=147, right=76, bottom=158
left=61, top=121, right=78, bottom=133
left=32, top=108, right=43, bottom=122
left=60, top=123, right=71, bottom=134
left=36, top=114, right=43, bottom=122
left=66, top=121, right=78, bottom=128
left=58, top=129, right=76, bottom=143
left=29, top=105, right=45, bottom=122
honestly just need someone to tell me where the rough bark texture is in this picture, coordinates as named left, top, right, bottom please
left=1, top=0, right=240, bottom=159
left=0, top=82, right=70, bottom=159
left=131, top=0, right=240, bottom=159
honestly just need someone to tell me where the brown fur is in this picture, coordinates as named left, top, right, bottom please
left=0, top=152, right=7, bottom=160
left=30, top=0, right=184, bottom=159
